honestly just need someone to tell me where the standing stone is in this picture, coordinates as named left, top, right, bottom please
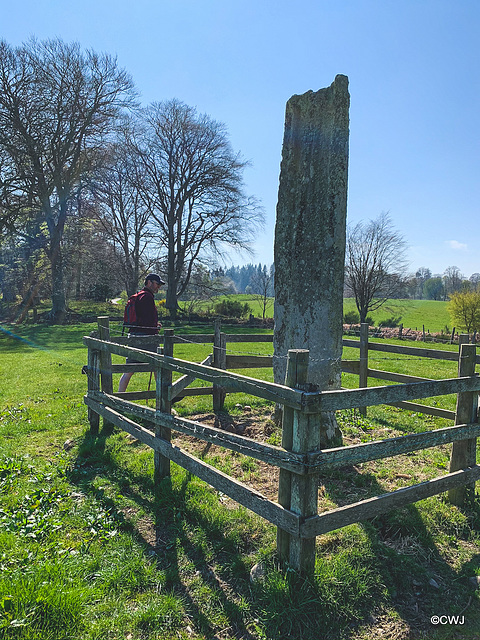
left=273, top=75, right=349, bottom=447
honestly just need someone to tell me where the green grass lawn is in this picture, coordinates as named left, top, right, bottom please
left=343, top=298, right=452, bottom=333
left=1, top=320, right=480, bottom=639
left=5, top=295, right=452, bottom=334
left=179, top=295, right=453, bottom=334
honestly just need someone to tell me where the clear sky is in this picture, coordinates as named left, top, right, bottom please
left=2, top=0, right=479, bottom=278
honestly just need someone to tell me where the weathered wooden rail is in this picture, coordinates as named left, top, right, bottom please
left=83, top=318, right=480, bottom=575
left=96, top=318, right=468, bottom=420
left=342, top=323, right=478, bottom=420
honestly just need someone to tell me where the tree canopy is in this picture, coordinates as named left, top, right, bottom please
left=128, top=99, right=263, bottom=317
left=0, top=37, right=135, bottom=320
left=345, top=212, right=408, bottom=323
left=448, top=290, right=480, bottom=334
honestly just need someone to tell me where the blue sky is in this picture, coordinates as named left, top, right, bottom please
left=3, top=0, right=479, bottom=277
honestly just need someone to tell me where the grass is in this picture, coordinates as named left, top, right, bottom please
left=1, top=318, right=480, bottom=639
left=342, top=298, right=452, bottom=333
left=3, top=294, right=453, bottom=334
left=178, top=295, right=453, bottom=334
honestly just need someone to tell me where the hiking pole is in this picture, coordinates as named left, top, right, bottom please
left=146, top=370, right=153, bottom=406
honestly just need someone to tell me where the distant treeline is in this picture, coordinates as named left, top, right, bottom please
left=212, top=263, right=275, bottom=295
left=212, top=263, right=480, bottom=302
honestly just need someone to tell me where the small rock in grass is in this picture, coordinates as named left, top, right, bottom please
left=250, top=562, right=266, bottom=583
left=63, top=439, right=74, bottom=451
left=235, top=403, right=243, bottom=409
left=244, top=405, right=252, bottom=412
left=469, top=576, right=480, bottom=588
left=429, top=578, right=440, bottom=589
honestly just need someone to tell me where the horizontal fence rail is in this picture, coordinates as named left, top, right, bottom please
left=84, top=395, right=301, bottom=536
left=112, top=333, right=274, bottom=345
left=308, top=422, right=480, bottom=469
left=86, top=390, right=310, bottom=475
left=83, top=335, right=310, bottom=410
left=317, top=376, right=480, bottom=412
left=301, top=466, right=480, bottom=538
left=343, top=338, right=461, bottom=361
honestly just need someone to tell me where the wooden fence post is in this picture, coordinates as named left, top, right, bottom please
left=277, top=349, right=319, bottom=574
left=87, top=342, right=100, bottom=435
left=97, top=316, right=113, bottom=429
left=276, top=350, right=306, bottom=562
left=288, top=350, right=321, bottom=575
left=213, top=319, right=227, bottom=412
left=359, top=322, right=369, bottom=416
left=448, top=342, right=478, bottom=505
left=155, top=328, right=174, bottom=483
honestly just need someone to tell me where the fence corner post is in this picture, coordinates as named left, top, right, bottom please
left=154, top=329, right=174, bottom=485
left=86, top=341, right=100, bottom=435
left=277, top=349, right=318, bottom=576
left=448, top=342, right=478, bottom=506
left=276, top=350, right=300, bottom=563
left=289, top=349, right=320, bottom=575
left=359, top=322, right=369, bottom=417
left=97, top=316, right=113, bottom=429
left=213, top=319, right=227, bottom=412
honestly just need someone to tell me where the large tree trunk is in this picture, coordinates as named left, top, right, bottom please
left=48, top=244, right=67, bottom=324
left=166, top=281, right=178, bottom=320
left=166, top=226, right=178, bottom=319
left=125, top=261, right=137, bottom=297
left=1, top=278, right=17, bottom=303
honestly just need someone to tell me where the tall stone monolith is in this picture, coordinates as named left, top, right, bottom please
left=273, top=74, right=349, bottom=447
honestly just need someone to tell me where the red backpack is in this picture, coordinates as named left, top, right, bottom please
left=122, top=292, right=142, bottom=335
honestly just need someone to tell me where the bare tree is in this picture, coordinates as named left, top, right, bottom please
left=92, top=138, right=156, bottom=296
left=130, top=100, right=263, bottom=318
left=0, top=38, right=135, bottom=322
left=250, top=264, right=274, bottom=322
left=345, top=212, right=408, bottom=323
left=180, top=264, right=234, bottom=317
left=61, top=196, right=124, bottom=302
left=443, top=266, right=463, bottom=299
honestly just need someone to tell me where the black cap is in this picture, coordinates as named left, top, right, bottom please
left=145, top=273, right=165, bottom=285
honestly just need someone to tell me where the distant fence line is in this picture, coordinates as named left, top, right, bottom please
left=83, top=317, right=480, bottom=575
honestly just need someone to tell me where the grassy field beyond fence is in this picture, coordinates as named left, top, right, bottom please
left=178, top=296, right=452, bottom=334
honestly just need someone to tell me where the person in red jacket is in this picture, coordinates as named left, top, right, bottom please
left=118, top=274, right=165, bottom=392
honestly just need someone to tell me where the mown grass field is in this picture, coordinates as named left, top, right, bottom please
left=3, top=295, right=453, bottom=334
left=1, top=319, right=480, bottom=639
left=179, top=295, right=452, bottom=334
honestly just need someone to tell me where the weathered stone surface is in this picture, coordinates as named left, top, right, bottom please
left=249, top=562, right=267, bottom=583
left=273, top=75, right=349, bottom=445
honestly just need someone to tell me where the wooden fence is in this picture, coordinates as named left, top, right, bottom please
left=342, top=323, right=480, bottom=420
left=83, top=317, right=480, bottom=575
left=93, top=318, right=471, bottom=420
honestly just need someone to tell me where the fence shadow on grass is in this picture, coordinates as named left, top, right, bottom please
left=70, top=426, right=258, bottom=640
left=320, top=464, right=480, bottom=638
left=69, top=422, right=480, bottom=640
